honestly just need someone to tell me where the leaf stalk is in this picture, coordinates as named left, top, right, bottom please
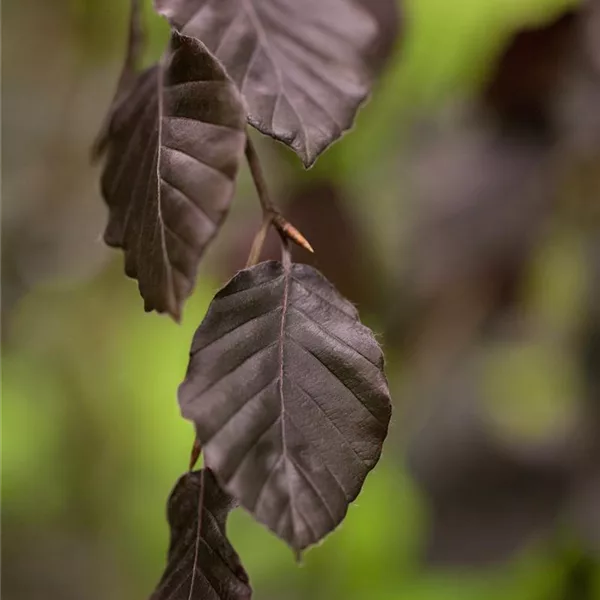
left=245, top=136, right=313, bottom=264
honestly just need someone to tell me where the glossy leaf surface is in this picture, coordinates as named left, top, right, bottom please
left=155, top=0, right=382, bottom=167
left=179, top=261, right=391, bottom=550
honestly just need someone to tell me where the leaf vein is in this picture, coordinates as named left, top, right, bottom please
left=160, top=176, right=216, bottom=226
left=286, top=335, right=387, bottom=428
left=285, top=374, right=369, bottom=469
left=290, top=276, right=357, bottom=319
left=223, top=412, right=282, bottom=486
left=192, top=342, right=278, bottom=401
left=289, top=303, right=379, bottom=369
left=192, top=308, right=280, bottom=355
left=162, top=144, right=234, bottom=183
left=202, top=375, right=278, bottom=447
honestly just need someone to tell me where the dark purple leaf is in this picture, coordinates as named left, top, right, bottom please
left=407, top=356, right=572, bottom=567
left=357, top=0, right=401, bottom=73
left=557, top=3, right=600, bottom=158
left=179, top=261, right=391, bottom=551
left=406, top=118, right=552, bottom=303
left=154, top=0, right=384, bottom=167
left=570, top=245, right=600, bottom=555
left=583, top=0, right=600, bottom=76
left=571, top=468, right=600, bottom=556
left=150, top=469, right=251, bottom=600
left=95, top=31, right=246, bottom=319
left=481, top=10, right=577, bottom=133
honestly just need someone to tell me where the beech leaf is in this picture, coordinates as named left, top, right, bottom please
left=179, top=261, right=392, bottom=551
left=150, top=469, right=252, bottom=600
left=95, top=31, right=246, bottom=320
left=155, top=0, right=381, bottom=167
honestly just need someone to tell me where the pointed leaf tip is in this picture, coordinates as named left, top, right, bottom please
left=156, top=0, right=393, bottom=165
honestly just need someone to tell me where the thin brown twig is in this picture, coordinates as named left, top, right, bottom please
left=189, top=437, right=202, bottom=471
left=245, top=135, right=276, bottom=214
left=246, top=216, right=272, bottom=267
left=244, top=136, right=313, bottom=264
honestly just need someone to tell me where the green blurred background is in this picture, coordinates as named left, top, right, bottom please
left=4, top=0, right=600, bottom=598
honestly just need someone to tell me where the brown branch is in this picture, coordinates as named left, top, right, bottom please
left=246, top=216, right=272, bottom=268
left=189, top=437, right=202, bottom=471
left=245, top=136, right=313, bottom=265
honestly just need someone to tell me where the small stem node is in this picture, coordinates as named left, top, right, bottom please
left=272, top=214, right=314, bottom=254
left=246, top=215, right=272, bottom=267
left=245, top=135, right=314, bottom=261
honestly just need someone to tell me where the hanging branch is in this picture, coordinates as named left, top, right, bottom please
left=93, top=0, right=400, bottom=594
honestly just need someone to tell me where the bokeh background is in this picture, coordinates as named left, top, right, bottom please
left=4, top=0, right=600, bottom=598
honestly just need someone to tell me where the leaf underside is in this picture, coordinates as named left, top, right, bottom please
left=95, top=31, right=246, bottom=319
left=155, top=0, right=379, bottom=167
left=150, top=469, right=252, bottom=600
left=179, top=261, right=391, bottom=551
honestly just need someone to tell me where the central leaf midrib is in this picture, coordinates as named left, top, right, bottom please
left=155, top=60, right=178, bottom=313
left=238, top=0, right=310, bottom=158
left=277, top=263, right=299, bottom=543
